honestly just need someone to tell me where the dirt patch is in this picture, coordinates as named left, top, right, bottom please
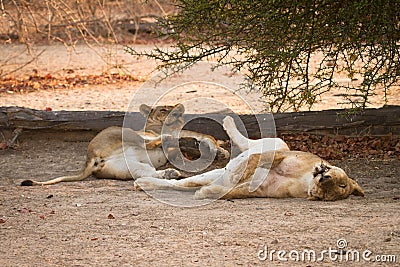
left=0, top=135, right=399, bottom=266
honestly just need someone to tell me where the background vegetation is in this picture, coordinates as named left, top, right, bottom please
left=0, top=0, right=175, bottom=77
left=130, top=0, right=400, bottom=111
left=1, top=0, right=399, bottom=111
left=0, top=0, right=175, bottom=44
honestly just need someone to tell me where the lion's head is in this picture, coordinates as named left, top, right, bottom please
left=139, top=103, right=185, bottom=134
left=308, top=163, right=364, bottom=201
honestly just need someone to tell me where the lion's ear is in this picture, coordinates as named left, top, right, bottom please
left=173, top=103, right=185, bottom=115
left=139, top=104, right=152, bottom=117
left=350, top=180, right=365, bottom=197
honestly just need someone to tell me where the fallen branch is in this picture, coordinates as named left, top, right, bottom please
left=1, top=106, right=399, bottom=138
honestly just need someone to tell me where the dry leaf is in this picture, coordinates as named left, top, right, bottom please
left=0, top=73, right=140, bottom=94
left=18, top=208, right=32, bottom=213
left=32, top=82, right=40, bottom=90
left=0, top=143, right=8, bottom=150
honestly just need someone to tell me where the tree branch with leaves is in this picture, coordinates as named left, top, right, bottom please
left=127, top=0, right=400, bottom=111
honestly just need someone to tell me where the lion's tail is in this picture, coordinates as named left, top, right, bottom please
left=21, top=158, right=96, bottom=186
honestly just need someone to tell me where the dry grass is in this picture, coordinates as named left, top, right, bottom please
left=0, top=0, right=176, bottom=45
left=0, top=0, right=176, bottom=77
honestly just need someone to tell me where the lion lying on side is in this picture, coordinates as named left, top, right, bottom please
left=135, top=116, right=364, bottom=201
left=21, top=104, right=229, bottom=186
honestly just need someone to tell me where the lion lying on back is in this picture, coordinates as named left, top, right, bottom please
left=21, top=104, right=229, bottom=186
left=135, top=116, right=364, bottom=201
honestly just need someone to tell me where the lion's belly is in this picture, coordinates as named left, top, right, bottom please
left=116, top=146, right=168, bottom=168
left=256, top=170, right=313, bottom=198
left=95, top=155, right=132, bottom=180
left=95, top=146, right=168, bottom=179
left=145, top=148, right=169, bottom=168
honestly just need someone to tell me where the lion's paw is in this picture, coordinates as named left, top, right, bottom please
left=194, top=185, right=225, bottom=200
left=162, top=168, right=181, bottom=179
left=133, top=180, right=143, bottom=191
left=313, top=162, right=331, bottom=177
left=194, top=189, right=207, bottom=200
left=134, top=178, right=158, bottom=191
left=223, top=116, right=235, bottom=131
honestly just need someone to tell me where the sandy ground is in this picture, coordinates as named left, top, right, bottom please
left=0, top=44, right=400, bottom=266
left=0, top=137, right=399, bottom=266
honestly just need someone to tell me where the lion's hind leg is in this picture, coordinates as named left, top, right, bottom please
left=194, top=182, right=259, bottom=200
left=194, top=184, right=228, bottom=199
left=223, top=116, right=252, bottom=152
left=223, top=116, right=289, bottom=152
left=134, top=168, right=224, bottom=191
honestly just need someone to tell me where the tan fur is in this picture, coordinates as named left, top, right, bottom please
left=135, top=116, right=364, bottom=201
left=21, top=104, right=229, bottom=186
